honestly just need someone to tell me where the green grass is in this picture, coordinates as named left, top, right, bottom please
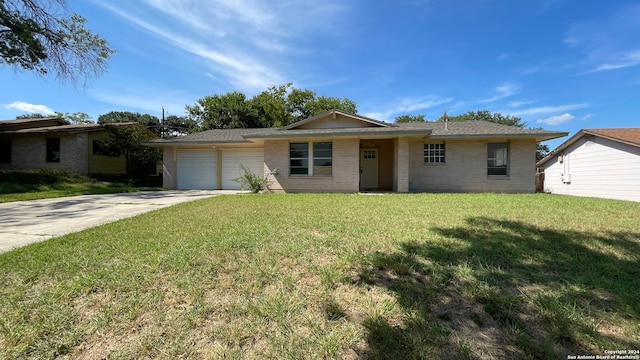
left=0, top=193, right=638, bottom=359
left=0, top=169, right=161, bottom=202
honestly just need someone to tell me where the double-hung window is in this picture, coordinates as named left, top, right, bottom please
left=424, top=143, right=445, bottom=163
left=290, top=142, right=332, bottom=176
left=487, top=142, right=509, bottom=176
left=46, top=138, right=60, bottom=163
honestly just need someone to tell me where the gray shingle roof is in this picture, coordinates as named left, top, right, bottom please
left=148, top=120, right=567, bottom=145
left=0, top=122, right=140, bottom=135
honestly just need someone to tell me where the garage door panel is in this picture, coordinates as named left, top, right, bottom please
left=222, top=149, right=264, bottom=190
left=177, top=150, right=217, bottom=190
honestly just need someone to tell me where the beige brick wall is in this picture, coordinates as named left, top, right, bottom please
left=265, top=138, right=360, bottom=192
left=163, top=147, right=177, bottom=190
left=2, top=133, right=89, bottom=174
left=408, top=138, right=536, bottom=193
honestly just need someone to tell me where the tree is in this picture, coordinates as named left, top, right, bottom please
left=100, top=123, right=161, bottom=177
left=395, top=114, right=426, bottom=123
left=98, top=111, right=162, bottom=136
left=162, top=115, right=200, bottom=137
left=56, top=111, right=92, bottom=124
left=187, top=84, right=359, bottom=130
left=437, top=110, right=527, bottom=127
left=185, top=91, right=262, bottom=130
left=15, top=113, right=47, bottom=119
left=0, top=0, right=115, bottom=83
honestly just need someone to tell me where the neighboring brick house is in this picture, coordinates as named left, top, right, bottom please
left=148, top=110, right=567, bottom=193
left=0, top=117, right=149, bottom=175
left=537, top=128, right=640, bottom=202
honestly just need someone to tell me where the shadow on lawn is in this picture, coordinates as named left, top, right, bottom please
left=356, top=217, right=640, bottom=359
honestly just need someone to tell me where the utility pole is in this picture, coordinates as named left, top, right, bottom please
left=161, top=107, right=165, bottom=138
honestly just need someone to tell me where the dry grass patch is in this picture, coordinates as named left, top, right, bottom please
left=0, top=193, right=638, bottom=359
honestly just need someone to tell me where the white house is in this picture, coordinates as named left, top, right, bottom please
left=537, top=128, right=640, bottom=202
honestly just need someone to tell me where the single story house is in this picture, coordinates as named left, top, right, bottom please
left=537, top=128, right=640, bottom=202
left=148, top=110, right=567, bottom=193
left=0, top=117, right=150, bottom=175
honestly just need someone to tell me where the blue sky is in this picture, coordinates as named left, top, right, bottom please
left=1, top=0, right=639, bottom=149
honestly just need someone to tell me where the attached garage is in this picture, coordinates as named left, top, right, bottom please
left=176, top=150, right=217, bottom=190
left=221, top=149, right=265, bottom=190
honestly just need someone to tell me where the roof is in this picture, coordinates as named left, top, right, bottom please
left=0, top=122, right=141, bottom=135
left=395, top=120, right=566, bottom=141
left=149, top=121, right=566, bottom=146
left=0, top=117, right=69, bottom=131
left=283, top=109, right=392, bottom=129
left=536, top=127, right=640, bottom=166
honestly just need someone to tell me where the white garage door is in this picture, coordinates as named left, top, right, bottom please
left=177, top=150, right=218, bottom=190
left=221, top=149, right=265, bottom=190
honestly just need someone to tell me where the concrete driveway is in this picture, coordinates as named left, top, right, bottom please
left=0, top=190, right=236, bottom=253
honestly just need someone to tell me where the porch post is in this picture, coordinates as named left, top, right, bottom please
left=396, top=137, right=409, bottom=192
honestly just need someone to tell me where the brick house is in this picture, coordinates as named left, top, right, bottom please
left=148, top=110, right=567, bottom=193
left=0, top=117, right=149, bottom=175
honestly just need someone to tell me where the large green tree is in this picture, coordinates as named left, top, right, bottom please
left=185, top=91, right=262, bottom=130
left=100, top=123, right=160, bottom=176
left=395, top=114, right=426, bottom=123
left=186, top=84, right=359, bottom=130
left=98, top=111, right=162, bottom=136
left=163, top=115, right=200, bottom=137
left=97, top=111, right=162, bottom=176
left=437, top=110, right=527, bottom=127
left=0, top=0, right=115, bottom=83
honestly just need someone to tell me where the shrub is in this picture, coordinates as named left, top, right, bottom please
left=232, top=165, right=277, bottom=193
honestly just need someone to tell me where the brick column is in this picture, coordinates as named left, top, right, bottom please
left=396, top=137, right=409, bottom=192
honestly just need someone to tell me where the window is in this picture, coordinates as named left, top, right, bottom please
left=313, top=142, right=332, bottom=176
left=0, top=139, right=10, bottom=163
left=290, top=141, right=332, bottom=176
left=424, top=143, right=445, bottom=163
left=46, top=138, right=60, bottom=163
left=290, top=142, right=309, bottom=175
left=487, top=142, right=508, bottom=176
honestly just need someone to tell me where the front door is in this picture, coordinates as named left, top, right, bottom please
left=360, top=148, right=379, bottom=190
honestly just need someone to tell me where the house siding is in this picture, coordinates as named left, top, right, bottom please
left=408, top=138, right=536, bottom=193
left=88, top=132, right=127, bottom=175
left=265, top=138, right=360, bottom=192
left=542, top=136, right=640, bottom=202
left=1, top=133, right=88, bottom=174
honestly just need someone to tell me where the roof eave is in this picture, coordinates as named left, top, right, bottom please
left=428, top=132, right=568, bottom=141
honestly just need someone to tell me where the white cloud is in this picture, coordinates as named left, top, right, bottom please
left=4, top=101, right=56, bottom=115
left=479, top=82, right=519, bottom=103
left=505, top=103, right=588, bottom=117
left=536, top=113, right=574, bottom=125
left=94, top=1, right=349, bottom=93
left=564, top=4, right=640, bottom=73
left=588, top=49, right=640, bottom=72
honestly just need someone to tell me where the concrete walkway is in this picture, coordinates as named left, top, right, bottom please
left=0, top=190, right=236, bottom=253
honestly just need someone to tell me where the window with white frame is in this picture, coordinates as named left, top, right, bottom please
left=424, top=143, right=445, bottom=163
left=487, top=142, right=509, bottom=176
left=290, top=142, right=332, bottom=176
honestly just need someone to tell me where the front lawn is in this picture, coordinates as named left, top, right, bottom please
left=0, top=169, right=162, bottom=202
left=0, top=194, right=638, bottom=359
